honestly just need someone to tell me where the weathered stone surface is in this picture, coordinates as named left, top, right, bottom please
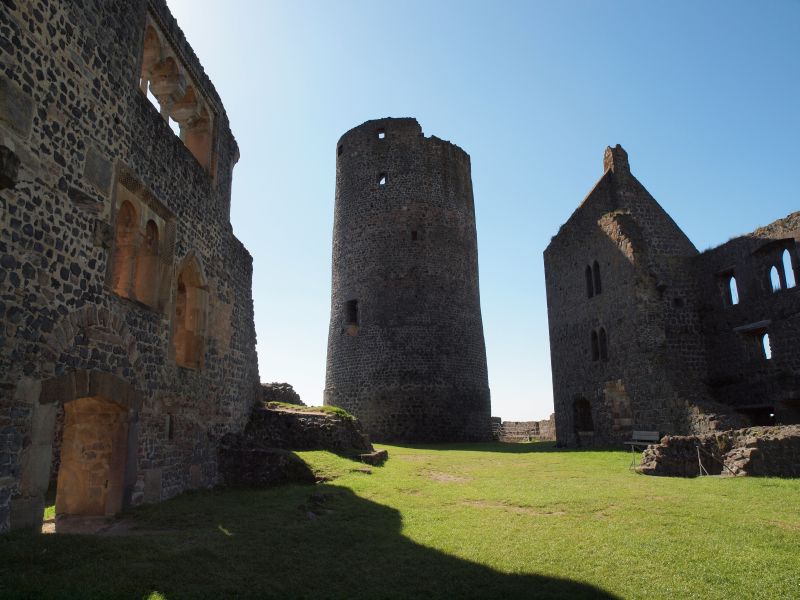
left=261, top=382, right=305, bottom=406
left=233, top=406, right=374, bottom=454
left=637, top=425, right=800, bottom=477
left=325, top=118, right=492, bottom=443
left=545, top=145, right=800, bottom=447
left=359, top=449, right=388, bottom=466
left=0, top=77, right=34, bottom=137
left=0, top=1, right=259, bottom=533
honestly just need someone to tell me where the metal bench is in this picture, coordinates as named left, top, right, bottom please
left=625, top=430, right=661, bottom=468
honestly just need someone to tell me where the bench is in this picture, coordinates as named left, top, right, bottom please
left=625, top=430, right=661, bottom=468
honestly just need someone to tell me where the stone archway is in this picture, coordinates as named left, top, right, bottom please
left=11, top=371, right=141, bottom=533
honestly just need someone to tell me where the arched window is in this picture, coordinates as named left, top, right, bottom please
left=591, top=330, right=599, bottom=361
left=762, top=333, right=772, bottom=360
left=173, top=257, right=208, bottom=369
left=783, top=249, right=796, bottom=288
left=134, top=220, right=161, bottom=309
left=592, top=261, right=602, bottom=295
left=574, top=397, right=594, bottom=432
left=111, top=201, right=138, bottom=299
left=598, top=327, right=608, bottom=361
left=729, top=275, right=739, bottom=305
left=585, top=265, right=594, bottom=298
left=770, top=265, right=782, bottom=292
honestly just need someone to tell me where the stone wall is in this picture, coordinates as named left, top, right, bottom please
left=260, top=382, right=304, bottom=406
left=228, top=406, right=373, bottom=455
left=324, top=118, right=492, bottom=443
left=544, top=145, right=800, bottom=447
left=0, top=1, right=259, bottom=532
left=217, top=406, right=379, bottom=487
left=638, top=426, right=800, bottom=477
left=494, top=414, right=556, bottom=442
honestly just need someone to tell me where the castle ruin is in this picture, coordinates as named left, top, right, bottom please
left=0, top=0, right=259, bottom=533
left=545, top=146, right=800, bottom=447
left=324, top=118, right=492, bottom=442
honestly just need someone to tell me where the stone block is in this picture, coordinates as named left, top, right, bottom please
left=13, top=377, right=41, bottom=405
left=0, top=76, right=34, bottom=138
left=144, top=468, right=162, bottom=503
left=84, top=146, right=113, bottom=195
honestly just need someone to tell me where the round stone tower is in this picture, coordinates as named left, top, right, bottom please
left=324, top=117, right=492, bottom=442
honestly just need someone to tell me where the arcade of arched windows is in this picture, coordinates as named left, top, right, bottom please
left=139, top=15, right=215, bottom=173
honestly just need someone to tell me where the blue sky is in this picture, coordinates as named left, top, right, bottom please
left=167, top=0, right=799, bottom=420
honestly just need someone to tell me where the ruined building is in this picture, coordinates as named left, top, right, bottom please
left=545, top=146, right=799, bottom=447
left=0, top=1, right=259, bottom=533
left=324, top=118, right=492, bottom=442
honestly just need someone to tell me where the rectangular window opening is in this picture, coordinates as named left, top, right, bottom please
left=378, top=173, right=387, bottom=186
left=377, top=128, right=386, bottom=139
left=345, top=299, right=359, bottom=325
left=411, top=231, right=418, bottom=241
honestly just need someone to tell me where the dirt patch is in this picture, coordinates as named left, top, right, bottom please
left=768, top=520, right=800, bottom=532
left=427, top=471, right=470, bottom=483
left=462, top=500, right=566, bottom=516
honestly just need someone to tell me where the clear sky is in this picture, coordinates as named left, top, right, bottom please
left=166, top=0, right=799, bottom=420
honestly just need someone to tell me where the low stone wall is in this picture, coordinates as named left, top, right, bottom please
left=233, top=406, right=373, bottom=454
left=493, top=414, right=557, bottom=443
left=218, top=406, right=379, bottom=487
left=638, top=425, right=800, bottom=478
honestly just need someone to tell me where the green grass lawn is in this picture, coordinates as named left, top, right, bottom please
left=2, top=443, right=799, bottom=599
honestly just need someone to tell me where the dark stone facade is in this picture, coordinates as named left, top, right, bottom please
left=0, top=1, right=259, bottom=532
left=544, top=146, right=800, bottom=447
left=324, top=118, right=492, bottom=442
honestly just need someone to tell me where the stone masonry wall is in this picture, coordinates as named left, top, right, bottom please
left=638, top=425, right=800, bottom=477
left=495, top=415, right=556, bottom=442
left=324, top=118, right=491, bottom=443
left=545, top=145, right=800, bottom=448
left=545, top=146, right=706, bottom=448
left=0, top=0, right=259, bottom=532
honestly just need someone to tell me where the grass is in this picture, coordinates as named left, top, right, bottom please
left=262, top=401, right=355, bottom=420
left=2, top=443, right=799, bottom=599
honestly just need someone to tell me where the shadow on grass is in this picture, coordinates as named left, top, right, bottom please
left=1, top=481, right=619, bottom=600
left=387, top=441, right=626, bottom=454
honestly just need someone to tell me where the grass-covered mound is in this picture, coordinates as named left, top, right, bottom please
left=263, top=400, right=356, bottom=420
left=2, top=443, right=798, bottom=599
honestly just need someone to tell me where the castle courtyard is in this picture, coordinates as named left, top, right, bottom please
left=1, top=443, right=798, bottom=599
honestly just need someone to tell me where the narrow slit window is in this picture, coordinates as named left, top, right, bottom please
left=378, top=173, right=387, bottom=186
left=585, top=265, right=594, bottom=299
left=729, top=275, right=739, bottom=305
left=377, top=128, right=386, bottom=139
left=770, top=265, right=782, bottom=292
left=591, top=330, right=599, bottom=361
left=783, top=249, right=796, bottom=288
left=762, top=333, right=772, bottom=360
left=345, top=299, right=359, bottom=325
left=593, top=261, right=602, bottom=295
left=411, top=231, right=418, bottom=241
left=598, top=328, right=608, bottom=361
